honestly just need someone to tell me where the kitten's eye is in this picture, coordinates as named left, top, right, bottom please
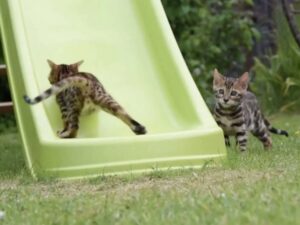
left=218, top=89, right=224, bottom=94
left=231, top=91, right=238, bottom=96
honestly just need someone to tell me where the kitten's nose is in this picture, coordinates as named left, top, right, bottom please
left=224, top=99, right=229, bottom=103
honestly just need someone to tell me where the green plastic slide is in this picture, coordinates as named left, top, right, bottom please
left=0, top=0, right=226, bottom=179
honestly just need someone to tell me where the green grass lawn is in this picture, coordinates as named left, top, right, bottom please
left=0, top=114, right=299, bottom=225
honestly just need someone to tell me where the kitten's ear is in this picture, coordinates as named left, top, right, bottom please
left=72, top=60, right=84, bottom=68
left=237, top=72, right=249, bottom=90
left=213, top=69, right=224, bottom=86
left=47, top=59, right=57, bottom=69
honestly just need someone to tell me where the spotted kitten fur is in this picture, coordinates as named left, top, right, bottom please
left=24, top=60, right=147, bottom=138
left=213, top=69, right=288, bottom=151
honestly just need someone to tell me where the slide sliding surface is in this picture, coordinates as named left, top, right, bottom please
left=0, top=0, right=226, bottom=179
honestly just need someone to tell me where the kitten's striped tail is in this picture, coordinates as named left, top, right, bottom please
left=23, top=76, right=90, bottom=105
left=264, top=119, right=289, bottom=137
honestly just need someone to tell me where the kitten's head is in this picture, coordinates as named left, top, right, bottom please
left=213, top=69, right=249, bottom=107
left=47, top=59, right=84, bottom=84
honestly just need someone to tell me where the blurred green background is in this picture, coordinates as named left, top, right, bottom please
left=161, top=0, right=300, bottom=113
left=0, top=0, right=299, bottom=114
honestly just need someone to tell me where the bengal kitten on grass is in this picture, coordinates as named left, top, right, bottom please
left=213, top=69, right=288, bottom=151
left=24, top=60, right=146, bottom=138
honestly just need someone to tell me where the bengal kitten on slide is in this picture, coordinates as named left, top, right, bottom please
left=213, top=69, right=288, bottom=151
left=24, top=60, right=146, bottom=138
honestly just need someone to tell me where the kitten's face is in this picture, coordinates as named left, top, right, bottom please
left=47, top=60, right=84, bottom=84
left=213, top=69, right=249, bottom=107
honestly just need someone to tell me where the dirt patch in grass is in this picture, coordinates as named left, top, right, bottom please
left=0, top=168, right=288, bottom=199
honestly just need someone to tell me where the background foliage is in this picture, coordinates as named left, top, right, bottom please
left=161, top=0, right=258, bottom=107
left=252, top=7, right=300, bottom=113
left=0, top=1, right=299, bottom=113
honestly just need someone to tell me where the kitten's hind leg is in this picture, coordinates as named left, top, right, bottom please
left=58, top=111, right=80, bottom=138
left=56, top=93, right=69, bottom=136
left=129, top=118, right=147, bottom=135
left=106, top=107, right=146, bottom=135
left=94, top=94, right=147, bottom=135
left=57, top=121, right=69, bottom=137
left=58, top=93, right=83, bottom=138
left=252, top=128, right=272, bottom=150
left=58, top=125, right=78, bottom=138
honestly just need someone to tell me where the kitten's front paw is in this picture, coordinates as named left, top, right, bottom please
left=57, top=129, right=77, bottom=138
left=57, top=130, right=72, bottom=138
left=239, top=148, right=247, bottom=152
left=57, top=130, right=63, bottom=136
left=264, top=143, right=272, bottom=150
left=57, top=129, right=65, bottom=136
